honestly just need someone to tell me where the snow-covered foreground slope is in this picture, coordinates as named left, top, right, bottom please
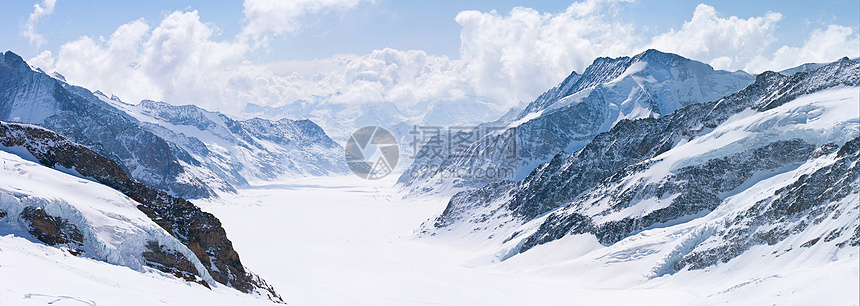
left=0, top=150, right=210, bottom=282
left=0, top=235, right=273, bottom=305
left=193, top=175, right=858, bottom=305
left=0, top=150, right=276, bottom=305
left=0, top=121, right=283, bottom=302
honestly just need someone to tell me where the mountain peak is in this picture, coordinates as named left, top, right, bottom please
left=633, top=49, right=684, bottom=64
left=1, top=51, right=27, bottom=69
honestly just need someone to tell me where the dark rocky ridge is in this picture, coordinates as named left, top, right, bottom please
left=672, top=136, right=860, bottom=271
left=520, top=139, right=818, bottom=252
left=143, top=241, right=209, bottom=287
left=0, top=121, right=282, bottom=303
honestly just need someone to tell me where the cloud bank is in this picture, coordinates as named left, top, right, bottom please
left=26, top=0, right=860, bottom=117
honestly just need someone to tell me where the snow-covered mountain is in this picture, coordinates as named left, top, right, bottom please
left=420, top=56, right=859, bottom=277
left=398, top=50, right=755, bottom=193
left=0, top=51, right=347, bottom=197
left=100, top=97, right=348, bottom=190
left=0, top=121, right=282, bottom=302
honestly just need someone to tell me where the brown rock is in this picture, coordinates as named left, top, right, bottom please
left=19, top=206, right=84, bottom=255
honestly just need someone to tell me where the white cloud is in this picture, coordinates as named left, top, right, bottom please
left=21, top=0, right=57, bottom=48
left=241, top=0, right=374, bottom=41
left=29, top=10, right=466, bottom=113
left=744, top=25, right=860, bottom=73
left=648, top=4, right=782, bottom=71
left=25, top=1, right=860, bottom=120
left=33, top=11, right=250, bottom=113
left=456, top=0, right=638, bottom=105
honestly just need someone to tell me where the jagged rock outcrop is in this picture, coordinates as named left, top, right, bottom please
left=142, top=241, right=210, bottom=287
left=519, top=139, right=818, bottom=251
left=671, top=136, right=860, bottom=271
left=19, top=206, right=84, bottom=255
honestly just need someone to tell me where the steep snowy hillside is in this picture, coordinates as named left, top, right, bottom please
left=99, top=97, right=348, bottom=190
left=0, top=121, right=282, bottom=302
left=399, top=49, right=754, bottom=193
left=0, top=149, right=213, bottom=287
left=422, top=57, right=859, bottom=275
left=0, top=51, right=213, bottom=199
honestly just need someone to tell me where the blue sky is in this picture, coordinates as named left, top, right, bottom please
left=3, top=0, right=857, bottom=61
left=1, top=0, right=858, bottom=114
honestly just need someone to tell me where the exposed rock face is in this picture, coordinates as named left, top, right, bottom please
left=142, top=241, right=209, bottom=287
left=0, top=121, right=282, bottom=303
left=0, top=51, right=212, bottom=199
left=19, top=206, right=84, bottom=254
left=520, top=139, right=818, bottom=251
left=672, top=136, right=860, bottom=271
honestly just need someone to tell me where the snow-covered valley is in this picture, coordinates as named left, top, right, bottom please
left=195, top=175, right=857, bottom=305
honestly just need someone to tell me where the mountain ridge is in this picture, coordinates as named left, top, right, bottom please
left=398, top=49, right=755, bottom=193
left=421, top=56, right=859, bottom=274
